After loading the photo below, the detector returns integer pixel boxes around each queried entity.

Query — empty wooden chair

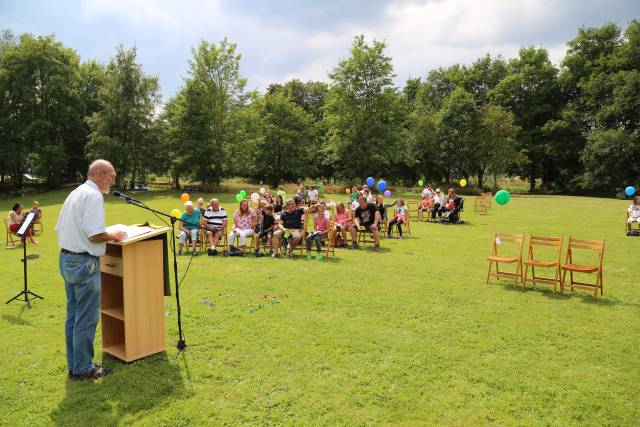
[523,236,563,293]
[474,196,487,214]
[561,237,605,301]
[486,232,525,287]
[481,192,493,208]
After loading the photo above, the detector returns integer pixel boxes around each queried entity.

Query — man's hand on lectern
[111,230,128,241]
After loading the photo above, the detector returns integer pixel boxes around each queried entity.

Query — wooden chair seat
[487,255,518,263]
[561,237,605,301]
[562,263,598,273]
[524,260,558,267]
[486,232,524,287]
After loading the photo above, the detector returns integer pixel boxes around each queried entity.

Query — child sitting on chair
[306,204,329,260]
[254,204,275,256]
[417,196,433,222]
[628,196,640,234]
[387,198,408,239]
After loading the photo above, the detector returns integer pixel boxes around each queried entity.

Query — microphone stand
[113,193,208,362]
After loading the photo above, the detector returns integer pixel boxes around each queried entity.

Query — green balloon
[235,193,243,202]
[495,190,510,206]
[418,179,424,186]
[239,189,247,197]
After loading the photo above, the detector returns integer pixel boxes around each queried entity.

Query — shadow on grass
[50,352,187,426]
[494,280,636,306]
[2,305,32,325]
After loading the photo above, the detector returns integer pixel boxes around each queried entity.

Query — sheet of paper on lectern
[105,224,152,240]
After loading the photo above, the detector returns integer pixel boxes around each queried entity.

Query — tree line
[0,20,638,195]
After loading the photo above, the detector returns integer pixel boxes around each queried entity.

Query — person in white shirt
[421,184,433,199]
[627,195,640,233]
[431,188,444,220]
[56,159,127,380]
[308,185,319,204]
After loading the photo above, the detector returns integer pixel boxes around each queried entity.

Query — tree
[476,104,521,189]
[86,45,160,189]
[183,38,246,185]
[491,46,561,192]
[323,35,405,180]
[250,92,315,187]
[0,33,83,189]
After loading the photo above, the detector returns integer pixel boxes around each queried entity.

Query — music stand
[6,212,43,308]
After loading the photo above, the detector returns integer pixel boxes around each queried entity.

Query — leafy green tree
[180,38,246,185]
[323,35,405,180]
[86,45,160,189]
[0,33,83,188]
[491,46,561,192]
[249,92,315,187]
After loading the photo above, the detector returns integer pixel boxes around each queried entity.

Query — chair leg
[486,262,493,284]
[560,269,567,295]
[522,264,529,291]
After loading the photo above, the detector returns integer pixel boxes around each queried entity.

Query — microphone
[112,191,141,203]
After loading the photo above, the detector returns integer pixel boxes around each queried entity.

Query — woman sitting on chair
[228,199,257,254]
[8,203,38,244]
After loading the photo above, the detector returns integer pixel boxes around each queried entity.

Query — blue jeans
[59,251,101,375]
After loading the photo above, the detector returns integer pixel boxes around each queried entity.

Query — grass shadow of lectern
[50,352,187,426]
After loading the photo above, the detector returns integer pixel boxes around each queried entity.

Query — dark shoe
[255,251,264,257]
[71,364,112,380]
[192,251,199,256]
[351,242,359,250]
[374,245,381,252]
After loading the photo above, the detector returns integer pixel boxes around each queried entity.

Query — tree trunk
[492,171,498,191]
[477,171,484,190]
[529,176,536,193]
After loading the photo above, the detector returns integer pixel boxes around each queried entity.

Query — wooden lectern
[100,226,171,362]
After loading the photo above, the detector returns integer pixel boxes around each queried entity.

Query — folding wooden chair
[626,210,640,235]
[482,193,493,208]
[561,237,605,301]
[5,217,19,247]
[33,212,43,235]
[486,232,525,287]
[523,236,563,293]
[356,226,376,246]
[305,217,336,257]
[390,215,411,237]
[474,196,487,214]
[407,200,420,221]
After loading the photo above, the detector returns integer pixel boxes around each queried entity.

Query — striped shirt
[55,180,107,257]
[202,207,227,230]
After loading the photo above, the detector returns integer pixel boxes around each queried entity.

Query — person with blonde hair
[178,200,201,255]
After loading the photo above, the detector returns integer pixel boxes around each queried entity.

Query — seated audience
[333,202,351,247]
[202,198,227,255]
[308,185,319,205]
[627,195,640,234]
[417,196,433,222]
[387,198,408,238]
[8,202,38,244]
[274,195,284,214]
[254,204,275,256]
[228,199,257,253]
[431,188,444,220]
[272,199,312,257]
[305,204,329,260]
[178,201,201,255]
[349,196,381,251]
[374,194,396,229]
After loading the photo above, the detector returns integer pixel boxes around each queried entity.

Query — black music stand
[6,212,43,308]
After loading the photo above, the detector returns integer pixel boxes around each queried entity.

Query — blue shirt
[181,209,201,230]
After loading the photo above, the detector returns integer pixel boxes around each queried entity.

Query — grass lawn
[0,190,638,426]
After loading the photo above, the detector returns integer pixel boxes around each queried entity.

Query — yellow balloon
[345,188,351,194]
[180,193,190,203]
[171,209,182,218]
[460,178,467,187]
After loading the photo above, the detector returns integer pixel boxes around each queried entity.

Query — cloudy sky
[1,0,638,99]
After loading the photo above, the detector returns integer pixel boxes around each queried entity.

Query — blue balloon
[625,186,636,197]
[377,180,387,191]
[366,176,375,187]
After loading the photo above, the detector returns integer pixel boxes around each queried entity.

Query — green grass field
[0,190,638,426]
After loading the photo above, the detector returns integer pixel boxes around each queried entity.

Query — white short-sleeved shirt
[309,189,319,201]
[55,180,107,256]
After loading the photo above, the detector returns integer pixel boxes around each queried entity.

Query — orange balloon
[180,193,190,203]
[345,188,351,194]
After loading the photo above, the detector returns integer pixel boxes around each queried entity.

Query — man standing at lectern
[56,159,127,380]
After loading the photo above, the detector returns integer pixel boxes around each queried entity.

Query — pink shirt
[314,215,328,232]
[234,210,255,230]
[335,211,349,226]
